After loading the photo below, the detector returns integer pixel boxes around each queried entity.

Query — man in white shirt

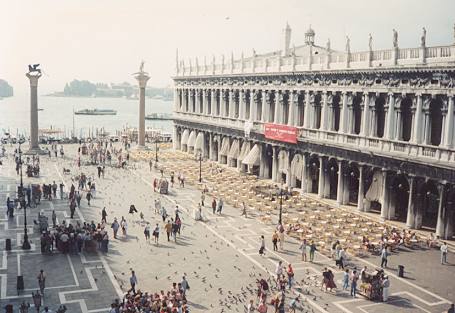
[440,242,448,265]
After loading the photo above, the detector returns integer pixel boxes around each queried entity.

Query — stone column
[301,154,308,194]
[249,91,256,121]
[26,72,45,154]
[286,151,292,186]
[336,160,344,205]
[303,91,311,128]
[318,156,325,198]
[412,94,423,144]
[361,93,370,137]
[261,90,268,122]
[339,92,348,134]
[274,91,281,124]
[288,91,295,126]
[272,146,278,182]
[133,70,150,149]
[394,95,403,141]
[227,90,233,118]
[211,90,216,116]
[444,95,454,148]
[406,176,416,228]
[259,144,265,178]
[380,169,389,220]
[385,93,395,140]
[239,90,245,120]
[436,183,447,238]
[202,89,207,115]
[172,125,178,150]
[357,165,364,211]
[321,91,329,131]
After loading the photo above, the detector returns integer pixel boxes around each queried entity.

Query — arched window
[352,95,362,134]
[332,94,341,131]
[375,96,386,138]
[401,97,412,142]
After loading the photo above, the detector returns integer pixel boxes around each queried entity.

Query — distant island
[47,79,173,101]
[0,79,13,98]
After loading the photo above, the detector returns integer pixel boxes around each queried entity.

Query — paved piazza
[0,144,454,312]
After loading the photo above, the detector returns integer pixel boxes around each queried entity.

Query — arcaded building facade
[172,25,455,239]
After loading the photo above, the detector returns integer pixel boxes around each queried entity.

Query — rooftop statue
[345,36,350,53]
[326,38,331,52]
[393,29,398,48]
[369,33,373,50]
[421,27,426,46]
[139,61,145,73]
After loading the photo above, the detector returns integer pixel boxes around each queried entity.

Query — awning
[238,141,250,162]
[291,154,304,179]
[228,139,240,159]
[219,138,230,156]
[366,170,383,203]
[181,129,189,146]
[187,131,196,147]
[194,132,204,153]
[278,150,289,173]
[242,144,260,166]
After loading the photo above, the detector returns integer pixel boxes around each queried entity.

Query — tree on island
[0,79,13,97]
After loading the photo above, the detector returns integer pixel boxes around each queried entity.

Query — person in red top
[286,264,294,289]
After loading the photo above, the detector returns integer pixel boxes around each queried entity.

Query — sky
[0,0,454,94]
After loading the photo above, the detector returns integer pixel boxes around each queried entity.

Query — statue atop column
[369,33,373,51]
[421,27,426,47]
[345,36,350,53]
[26,64,46,155]
[393,29,398,48]
[139,60,145,73]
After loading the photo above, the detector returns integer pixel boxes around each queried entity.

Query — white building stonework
[173,25,455,239]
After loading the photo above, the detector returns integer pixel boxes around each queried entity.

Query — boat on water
[145,113,172,120]
[74,109,117,116]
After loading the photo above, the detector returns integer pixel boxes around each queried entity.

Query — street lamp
[18,143,31,250]
[198,152,202,183]
[278,179,284,225]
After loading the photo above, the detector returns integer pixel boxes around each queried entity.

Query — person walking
[240,202,247,217]
[32,291,41,313]
[200,192,205,207]
[350,270,358,298]
[382,275,390,302]
[447,304,454,313]
[181,276,190,297]
[342,269,349,290]
[160,206,167,222]
[217,198,223,215]
[309,241,317,262]
[111,218,120,239]
[86,190,92,206]
[129,270,138,293]
[144,223,151,242]
[441,242,448,265]
[300,239,307,262]
[37,270,46,295]
[277,223,285,250]
[380,246,388,268]
[272,231,279,251]
[211,198,217,214]
[153,223,160,245]
[259,235,266,256]
[51,210,57,228]
[165,220,172,242]
[101,207,107,223]
[69,199,76,219]
[286,263,294,289]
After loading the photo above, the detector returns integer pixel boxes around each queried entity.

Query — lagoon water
[0,93,173,137]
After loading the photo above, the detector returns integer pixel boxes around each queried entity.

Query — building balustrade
[174,110,455,162]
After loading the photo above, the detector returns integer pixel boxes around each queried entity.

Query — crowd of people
[109,275,190,313]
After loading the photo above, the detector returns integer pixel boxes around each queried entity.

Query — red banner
[264,123,297,144]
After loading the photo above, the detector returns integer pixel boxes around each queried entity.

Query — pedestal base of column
[132,145,149,151]
[24,147,47,155]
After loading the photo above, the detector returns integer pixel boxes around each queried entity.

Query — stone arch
[290,153,304,188]
[332,93,341,131]
[308,154,320,194]
[429,98,443,146]
[401,97,413,142]
[346,162,360,204]
[327,158,339,200]
[391,173,410,222]
[419,180,439,229]
[352,94,362,134]
[277,149,289,183]
[375,95,386,138]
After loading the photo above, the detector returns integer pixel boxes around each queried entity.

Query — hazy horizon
[1,0,454,95]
